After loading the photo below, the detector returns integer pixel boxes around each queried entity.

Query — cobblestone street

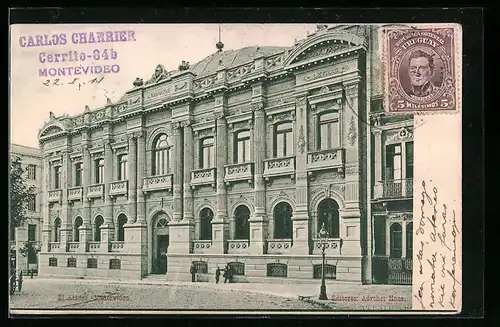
[10,278,411,312]
[9,278,327,311]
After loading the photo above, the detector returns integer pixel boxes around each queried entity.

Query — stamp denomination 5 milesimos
[383,24,462,114]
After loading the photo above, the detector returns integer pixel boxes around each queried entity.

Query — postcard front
[9,22,463,315]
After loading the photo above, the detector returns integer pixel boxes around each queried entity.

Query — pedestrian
[223,266,228,283]
[215,266,221,284]
[189,263,196,282]
[224,264,232,283]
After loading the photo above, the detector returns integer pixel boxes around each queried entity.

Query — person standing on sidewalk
[215,266,221,284]
[190,263,196,282]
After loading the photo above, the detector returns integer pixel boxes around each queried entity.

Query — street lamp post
[318,223,329,300]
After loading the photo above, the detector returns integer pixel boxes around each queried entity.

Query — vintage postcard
[9,22,462,315]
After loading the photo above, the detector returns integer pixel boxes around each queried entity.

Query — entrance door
[152,214,170,274]
[155,235,169,274]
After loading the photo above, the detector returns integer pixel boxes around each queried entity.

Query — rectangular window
[95,159,104,184]
[200,138,215,169]
[67,258,77,268]
[87,258,98,269]
[28,224,36,241]
[234,131,251,163]
[74,163,83,186]
[385,144,402,180]
[49,257,57,267]
[119,155,128,180]
[405,141,414,179]
[53,166,61,189]
[27,164,36,180]
[274,122,294,158]
[109,259,121,269]
[28,194,36,212]
[318,112,339,150]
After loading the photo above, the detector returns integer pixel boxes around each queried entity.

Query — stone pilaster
[80,143,92,243]
[100,139,114,251]
[41,156,51,252]
[183,122,194,222]
[172,123,183,221]
[59,150,71,244]
[248,103,267,254]
[373,128,383,198]
[127,133,138,224]
[292,94,310,254]
[212,111,229,254]
[136,132,146,224]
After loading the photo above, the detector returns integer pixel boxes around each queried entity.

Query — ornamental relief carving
[385,127,414,143]
[195,198,216,213]
[267,111,295,122]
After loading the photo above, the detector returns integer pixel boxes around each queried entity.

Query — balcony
[266,239,293,254]
[67,242,80,252]
[374,178,414,199]
[109,180,128,197]
[227,239,250,254]
[311,238,342,255]
[87,184,104,199]
[224,162,254,185]
[263,156,296,180]
[88,241,101,252]
[68,186,83,201]
[190,168,216,188]
[192,240,213,254]
[48,242,61,252]
[143,174,173,193]
[48,190,62,203]
[306,148,344,173]
[110,241,124,252]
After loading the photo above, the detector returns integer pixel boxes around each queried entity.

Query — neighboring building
[36,24,413,284]
[10,143,43,274]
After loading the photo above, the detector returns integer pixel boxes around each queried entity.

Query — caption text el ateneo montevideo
[18,30,136,78]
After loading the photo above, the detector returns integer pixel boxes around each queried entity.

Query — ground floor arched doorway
[152,212,170,274]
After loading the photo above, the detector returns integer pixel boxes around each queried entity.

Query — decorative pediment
[283,31,366,69]
[40,125,64,138]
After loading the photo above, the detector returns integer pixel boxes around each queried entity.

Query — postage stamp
[9,20,464,316]
[382,24,462,114]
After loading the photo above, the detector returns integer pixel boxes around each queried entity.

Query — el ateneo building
[37,25,414,285]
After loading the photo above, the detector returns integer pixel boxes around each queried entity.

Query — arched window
[273,202,293,239]
[118,154,128,180]
[94,216,104,242]
[406,222,413,258]
[117,214,127,242]
[200,137,215,169]
[152,134,173,176]
[199,208,214,240]
[73,217,83,242]
[317,199,340,238]
[234,205,250,240]
[95,158,104,184]
[234,130,251,163]
[390,223,403,258]
[274,122,294,158]
[318,111,339,150]
[156,217,169,228]
[53,218,61,242]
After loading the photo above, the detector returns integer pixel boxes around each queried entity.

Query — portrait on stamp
[385,26,459,112]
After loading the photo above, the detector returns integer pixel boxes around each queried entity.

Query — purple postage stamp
[383,24,462,114]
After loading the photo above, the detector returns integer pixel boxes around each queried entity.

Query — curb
[298,296,334,310]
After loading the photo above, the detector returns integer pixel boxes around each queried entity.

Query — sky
[10,24,319,148]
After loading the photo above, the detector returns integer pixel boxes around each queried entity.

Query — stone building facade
[37,24,413,284]
[10,144,43,274]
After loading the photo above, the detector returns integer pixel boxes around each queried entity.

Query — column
[385,221,391,257]
[100,140,115,251]
[41,157,51,252]
[212,114,229,253]
[401,141,407,197]
[401,221,407,259]
[59,150,71,244]
[373,129,383,198]
[292,95,310,254]
[127,135,137,224]
[248,105,267,254]
[136,133,146,224]
[183,123,194,222]
[172,124,183,221]
[80,144,92,243]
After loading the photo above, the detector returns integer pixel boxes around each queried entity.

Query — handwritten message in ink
[413,180,461,311]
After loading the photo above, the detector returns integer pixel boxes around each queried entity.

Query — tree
[10,156,36,237]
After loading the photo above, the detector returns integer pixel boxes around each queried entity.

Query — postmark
[383,24,462,114]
